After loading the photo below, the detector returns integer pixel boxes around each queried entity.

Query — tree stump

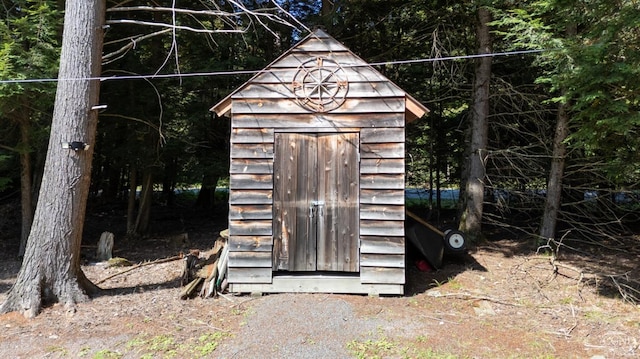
[96,232,114,261]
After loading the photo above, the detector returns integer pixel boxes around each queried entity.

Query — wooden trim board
[229,275,403,295]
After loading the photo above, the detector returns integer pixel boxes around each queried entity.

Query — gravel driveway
[214,293,386,359]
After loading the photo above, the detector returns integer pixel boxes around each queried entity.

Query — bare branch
[105,3,299,34]
[105,19,246,34]
[0,144,18,152]
[102,29,172,64]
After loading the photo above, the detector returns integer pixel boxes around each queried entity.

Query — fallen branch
[95,254,183,285]
[428,291,524,307]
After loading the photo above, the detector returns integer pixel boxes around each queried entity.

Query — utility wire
[0,49,546,85]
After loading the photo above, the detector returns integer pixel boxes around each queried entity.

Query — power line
[367,49,545,67]
[0,49,546,85]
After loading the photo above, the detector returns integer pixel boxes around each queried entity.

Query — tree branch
[95,255,183,285]
[0,144,18,153]
[105,19,246,34]
[103,29,173,64]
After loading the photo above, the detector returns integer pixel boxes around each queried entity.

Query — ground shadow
[404,247,487,296]
[92,276,184,299]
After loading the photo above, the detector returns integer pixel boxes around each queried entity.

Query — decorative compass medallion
[292,57,349,113]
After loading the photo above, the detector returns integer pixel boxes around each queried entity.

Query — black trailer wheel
[443,229,466,252]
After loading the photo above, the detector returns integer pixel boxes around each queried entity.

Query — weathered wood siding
[224,29,410,291]
[227,124,274,284]
[359,127,406,285]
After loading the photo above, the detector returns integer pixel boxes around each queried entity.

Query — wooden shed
[211,29,428,295]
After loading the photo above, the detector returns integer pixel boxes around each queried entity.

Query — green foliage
[565,3,640,183]
[492,0,640,185]
[0,0,60,99]
[0,0,60,197]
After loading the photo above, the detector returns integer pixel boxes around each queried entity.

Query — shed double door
[273,132,359,272]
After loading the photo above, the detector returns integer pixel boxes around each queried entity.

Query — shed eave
[405,94,429,123]
[211,96,232,117]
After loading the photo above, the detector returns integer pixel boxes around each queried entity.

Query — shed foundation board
[229,275,403,295]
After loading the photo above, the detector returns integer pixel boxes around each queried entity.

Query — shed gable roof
[211,29,428,122]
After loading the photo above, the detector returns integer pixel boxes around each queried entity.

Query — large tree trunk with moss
[1,0,106,318]
[459,7,492,242]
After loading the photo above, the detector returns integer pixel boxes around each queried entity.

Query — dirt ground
[1,207,639,358]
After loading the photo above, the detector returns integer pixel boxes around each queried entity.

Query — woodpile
[179,230,229,299]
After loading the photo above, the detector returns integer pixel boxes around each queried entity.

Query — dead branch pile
[180,230,229,299]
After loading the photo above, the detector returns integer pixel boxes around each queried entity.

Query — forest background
[0,0,639,311]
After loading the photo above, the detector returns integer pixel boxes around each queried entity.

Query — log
[180,277,203,299]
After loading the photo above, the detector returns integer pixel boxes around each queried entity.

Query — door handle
[310,201,325,218]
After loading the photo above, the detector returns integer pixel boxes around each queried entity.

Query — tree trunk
[321,0,333,16]
[539,24,576,241]
[133,171,154,236]
[126,166,137,236]
[459,7,492,242]
[17,113,34,258]
[1,0,106,318]
[539,103,569,240]
[162,157,177,207]
[195,173,219,210]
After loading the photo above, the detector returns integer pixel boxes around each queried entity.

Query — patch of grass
[409,347,460,359]
[125,331,227,358]
[447,278,463,290]
[348,332,464,359]
[78,346,91,357]
[126,336,147,349]
[430,277,462,290]
[193,332,227,357]
[126,334,176,357]
[559,297,574,305]
[347,337,396,359]
[303,337,317,345]
[146,334,176,352]
[92,350,122,359]
[45,346,68,356]
[584,309,611,322]
[231,307,254,326]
